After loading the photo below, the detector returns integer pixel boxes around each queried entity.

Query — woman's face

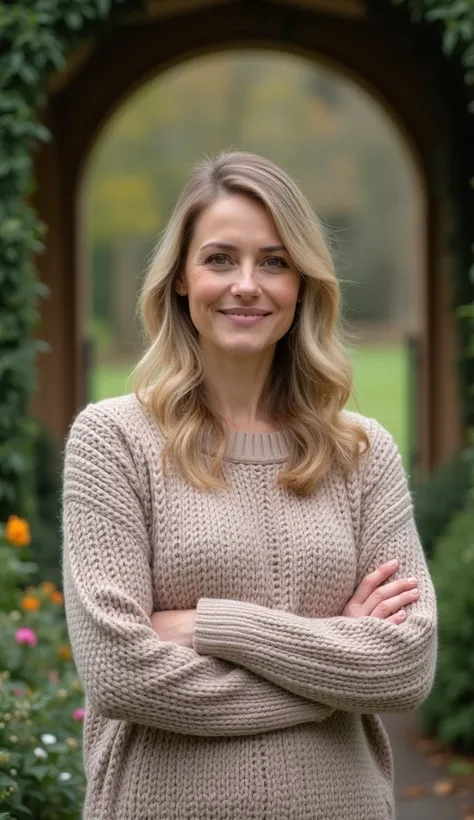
[177,194,301,359]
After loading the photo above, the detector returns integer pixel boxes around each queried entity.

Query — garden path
[385,713,474,819]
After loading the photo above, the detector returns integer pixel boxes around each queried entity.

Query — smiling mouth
[218,309,271,317]
[217,310,271,325]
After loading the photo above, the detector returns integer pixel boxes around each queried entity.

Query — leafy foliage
[405,0,474,86]
[29,424,63,589]
[395,2,474,424]
[419,501,474,751]
[414,449,473,558]
[0,517,85,819]
[0,0,143,523]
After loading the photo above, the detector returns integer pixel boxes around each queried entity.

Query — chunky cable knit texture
[62,393,437,820]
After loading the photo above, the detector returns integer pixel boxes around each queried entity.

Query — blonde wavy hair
[133,151,369,494]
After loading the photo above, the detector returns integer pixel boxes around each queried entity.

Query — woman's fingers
[386,609,407,625]
[364,576,418,617]
[369,587,419,619]
[349,559,399,606]
[343,560,420,622]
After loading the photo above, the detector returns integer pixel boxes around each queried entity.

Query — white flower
[33,747,48,759]
[40,733,57,746]
[59,772,72,782]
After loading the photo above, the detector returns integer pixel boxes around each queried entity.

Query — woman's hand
[150,560,418,646]
[343,559,419,624]
[150,609,197,648]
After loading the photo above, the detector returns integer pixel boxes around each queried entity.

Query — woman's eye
[207,254,230,266]
[264,256,288,269]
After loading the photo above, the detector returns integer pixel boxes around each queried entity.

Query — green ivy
[0,0,473,520]
[394,1,474,435]
[404,0,474,86]
[0,0,144,522]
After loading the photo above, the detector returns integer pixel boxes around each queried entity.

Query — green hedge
[30,423,63,588]
[420,500,474,750]
[414,449,473,558]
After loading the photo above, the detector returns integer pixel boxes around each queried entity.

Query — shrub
[419,502,474,751]
[0,517,85,819]
[413,449,472,559]
[30,424,62,588]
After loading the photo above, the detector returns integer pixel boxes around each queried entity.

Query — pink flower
[48,671,59,683]
[15,627,38,647]
[13,688,25,697]
[72,707,85,721]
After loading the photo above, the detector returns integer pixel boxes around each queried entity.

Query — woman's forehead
[190,194,282,249]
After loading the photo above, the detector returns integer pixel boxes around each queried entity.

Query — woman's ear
[175,276,188,296]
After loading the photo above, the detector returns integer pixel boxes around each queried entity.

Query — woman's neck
[201,346,278,432]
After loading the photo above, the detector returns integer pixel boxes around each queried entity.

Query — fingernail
[388,559,398,567]
[407,577,417,584]
[399,610,406,620]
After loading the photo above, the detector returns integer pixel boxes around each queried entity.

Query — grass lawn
[92,344,408,462]
[347,345,408,463]
[91,364,135,402]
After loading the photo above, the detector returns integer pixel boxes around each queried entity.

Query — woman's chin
[214,338,269,357]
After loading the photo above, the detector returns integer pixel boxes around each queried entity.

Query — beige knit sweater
[62,393,437,820]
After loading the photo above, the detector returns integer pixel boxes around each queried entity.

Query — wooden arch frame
[33,0,464,473]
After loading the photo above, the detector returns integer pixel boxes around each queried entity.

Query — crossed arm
[191,430,437,714]
[62,404,334,736]
[62,404,437,737]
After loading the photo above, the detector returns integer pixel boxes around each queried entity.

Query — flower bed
[0,517,85,819]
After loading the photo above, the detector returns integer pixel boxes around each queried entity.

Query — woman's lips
[217,311,270,326]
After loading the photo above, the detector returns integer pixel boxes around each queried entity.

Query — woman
[62,151,437,820]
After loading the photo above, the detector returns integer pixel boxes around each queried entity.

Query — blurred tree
[87,170,158,357]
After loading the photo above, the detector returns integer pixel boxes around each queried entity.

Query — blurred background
[82,50,424,466]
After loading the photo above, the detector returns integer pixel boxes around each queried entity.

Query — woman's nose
[230,265,261,297]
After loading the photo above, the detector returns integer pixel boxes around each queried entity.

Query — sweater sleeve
[193,420,438,714]
[62,403,335,736]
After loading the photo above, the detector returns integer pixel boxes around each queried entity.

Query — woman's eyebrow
[200,242,287,252]
[200,242,237,251]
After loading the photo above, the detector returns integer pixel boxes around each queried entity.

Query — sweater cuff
[193,597,260,657]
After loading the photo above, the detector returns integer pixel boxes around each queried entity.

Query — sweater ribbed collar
[222,429,291,464]
[133,393,291,464]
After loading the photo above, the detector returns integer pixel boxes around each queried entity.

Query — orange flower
[50,591,64,606]
[21,596,40,612]
[58,646,72,661]
[6,516,31,547]
[40,581,56,595]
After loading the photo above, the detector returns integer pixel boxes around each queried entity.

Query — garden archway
[32,0,470,475]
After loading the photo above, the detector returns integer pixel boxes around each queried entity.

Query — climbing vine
[0,0,143,521]
[396,1,474,437]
